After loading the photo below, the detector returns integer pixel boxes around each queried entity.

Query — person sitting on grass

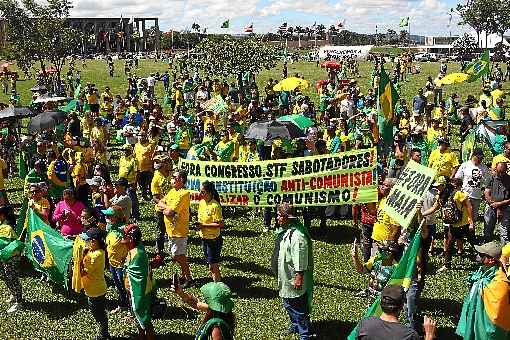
[355,285,437,340]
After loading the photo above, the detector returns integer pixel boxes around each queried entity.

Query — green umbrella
[277,114,314,130]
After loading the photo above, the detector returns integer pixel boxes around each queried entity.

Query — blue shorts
[202,236,223,264]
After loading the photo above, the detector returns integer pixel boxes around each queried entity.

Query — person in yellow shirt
[491,141,510,171]
[239,139,260,162]
[118,145,140,220]
[101,205,129,313]
[134,132,156,200]
[491,83,505,107]
[372,178,400,245]
[79,227,109,340]
[502,242,510,274]
[0,206,23,314]
[173,83,184,114]
[150,156,172,267]
[438,178,475,273]
[196,181,224,282]
[90,119,108,146]
[428,138,459,178]
[158,169,193,287]
[81,112,94,141]
[28,183,50,223]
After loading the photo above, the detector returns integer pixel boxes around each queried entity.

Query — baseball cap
[101,205,125,218]
[433,176,447,187]
[79,227,104,241]
[474,241,502,259]
[86,176,104,187]
[437,137,450,146]
[170,144,179,150]
[381,285,405,307]
[200,282,234,313]
[114,177,129,188]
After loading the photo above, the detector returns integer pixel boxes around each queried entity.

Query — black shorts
[202,236,223,264]
[448,225,469,240]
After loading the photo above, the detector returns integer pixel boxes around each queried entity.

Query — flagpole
[408,19,411,52]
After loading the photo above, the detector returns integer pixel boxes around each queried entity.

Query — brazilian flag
[23,209,73,288]
[456,266,510,339]
[347,228,422,339]
[221,20,229,29]
[378,64,399,121]
[465,50,490,83]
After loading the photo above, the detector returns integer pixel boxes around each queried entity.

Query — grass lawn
[0,58,502,339]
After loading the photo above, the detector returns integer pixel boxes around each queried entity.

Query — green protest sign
[382,160,436,228]
[179,148,378,207]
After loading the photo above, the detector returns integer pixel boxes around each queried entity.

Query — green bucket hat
[200,282,234,313]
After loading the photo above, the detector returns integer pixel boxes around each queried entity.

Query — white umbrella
[33,96,67,104]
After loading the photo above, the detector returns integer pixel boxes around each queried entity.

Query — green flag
[465,50,490,83]
[23,208,73,287]
[15,199,28,236]
[221,20,229,28]
[347,228,422,339]
[74,84,81,99]
[58,99,78,113]
[0,239,24,262]
[378,65,399,121]
[399,17,409,27]
[125,245,154,330]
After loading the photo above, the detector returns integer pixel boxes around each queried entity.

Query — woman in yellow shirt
[79,227,109,340]
[196,181,224,282]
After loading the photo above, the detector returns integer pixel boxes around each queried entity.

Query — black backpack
[442,192,463,225]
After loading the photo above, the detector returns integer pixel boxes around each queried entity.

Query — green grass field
[0,58,503,339]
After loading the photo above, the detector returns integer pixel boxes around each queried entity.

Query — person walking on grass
[79,228,110,340]
[158,169,194,288]
[274,203,314,339]
[196,181,224,282]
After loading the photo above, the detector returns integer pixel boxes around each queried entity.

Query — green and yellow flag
[125,245,154,330]
[465,50,490,83]
[347,228,422,339]
[23,208,73,287]
[378,65,399,121]
[456,266,510,339]
[399,17,409,27]
[221,20,229,29]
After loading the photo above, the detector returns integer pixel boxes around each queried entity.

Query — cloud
[69,0,465,36]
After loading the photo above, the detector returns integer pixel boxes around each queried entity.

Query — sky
[70,0,467,37]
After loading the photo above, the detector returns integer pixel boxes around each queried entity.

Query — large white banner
[319,45,373,60]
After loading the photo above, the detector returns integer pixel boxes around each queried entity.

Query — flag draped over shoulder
[347,228,422,339]
[125,245,154,329]
[23,208,73,287]
[378,65,399,121]
[71,236,86,293]
[465,50,490,83]
[456,266,510,340]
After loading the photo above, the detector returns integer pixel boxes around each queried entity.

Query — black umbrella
[245,120,305,141]
[0,107,35,120]
[27,111,66,133]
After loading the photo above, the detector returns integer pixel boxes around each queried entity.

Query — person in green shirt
[274,203,314,339]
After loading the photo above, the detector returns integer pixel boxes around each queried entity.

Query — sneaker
[6,295,15,304]
[150,254,164,269]
[7,302,20,314]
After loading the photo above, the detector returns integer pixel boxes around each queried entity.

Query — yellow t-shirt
[372,198,399,242]
[502,243,510,273]
[198,199,223,239]
[162,188,190,238]
[492,154,510,170]
[428,149,459,178]
[452,191,470,228]
[82,249,107,298]
[491,89,505,106]
[71,162,87,187]
[30,198,50,219]
[0,222,16,240]
[134,143,156,172]
[118,156,138,184]
[86,93,98,105]
[90,127,107,144]
[151,170,171,211]
[106,230,128,268]
[0,158,7,191]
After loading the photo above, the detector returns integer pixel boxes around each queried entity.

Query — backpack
[442,192,463,225]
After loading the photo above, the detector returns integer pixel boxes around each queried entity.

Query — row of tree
[457,0,510,47]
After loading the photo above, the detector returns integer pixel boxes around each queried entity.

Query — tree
[452,33,479,55]
[399,30,409,45]
[0,0,82,79]
[190,37,278,86]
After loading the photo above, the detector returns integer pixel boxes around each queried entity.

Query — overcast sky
[70,0,468,36]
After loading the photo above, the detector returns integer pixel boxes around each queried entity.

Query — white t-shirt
[147,76,156,87]
[454,160,490,199]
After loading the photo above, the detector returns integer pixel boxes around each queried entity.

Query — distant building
[424,36,458,46]
[68,17,160,53]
